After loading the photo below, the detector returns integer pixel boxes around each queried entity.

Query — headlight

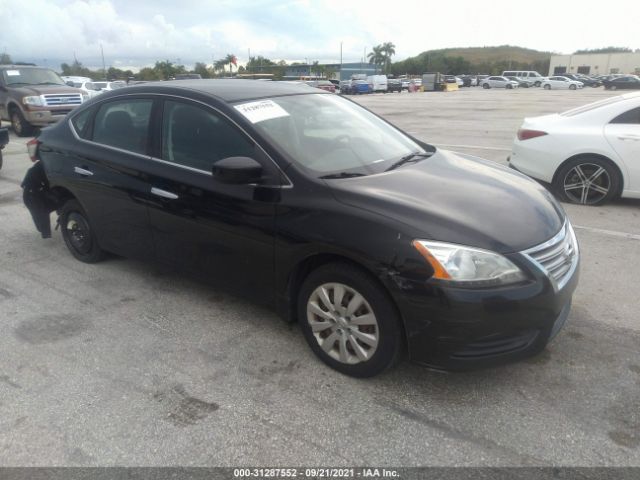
[22,96,44,107]
[412,240,527,287]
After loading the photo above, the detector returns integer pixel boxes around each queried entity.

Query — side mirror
[212,156,263,185]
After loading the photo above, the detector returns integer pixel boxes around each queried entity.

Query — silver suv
[0,65,87,136]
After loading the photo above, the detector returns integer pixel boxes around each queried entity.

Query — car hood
[9,85,82,96]
[327,149,565,253]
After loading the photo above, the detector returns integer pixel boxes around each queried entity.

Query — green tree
[381,42,396,73]
[213,58,228,75]
[367,45,385,73]
[225,54,237,74]
[192,62,211,78]
[137,67,161,81]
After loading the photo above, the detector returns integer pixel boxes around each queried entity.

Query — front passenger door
[146,99,282,304]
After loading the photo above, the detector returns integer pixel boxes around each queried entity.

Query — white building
[549,52,640,76]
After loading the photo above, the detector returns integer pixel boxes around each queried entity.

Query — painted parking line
[573,225,640,241]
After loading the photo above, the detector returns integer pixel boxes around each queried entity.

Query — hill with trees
[390,45,553,76]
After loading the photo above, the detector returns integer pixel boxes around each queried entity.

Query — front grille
[521,221,578,290]
[42,94,83,106]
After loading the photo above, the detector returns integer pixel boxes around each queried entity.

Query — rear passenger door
[65,97,156,260]
[605,106,640,192]
[145,99,282,304]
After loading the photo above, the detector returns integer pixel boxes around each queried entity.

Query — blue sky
[1,0,638,71]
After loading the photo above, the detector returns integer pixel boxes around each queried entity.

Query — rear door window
[611,107,640,125]
[91,99,153,155]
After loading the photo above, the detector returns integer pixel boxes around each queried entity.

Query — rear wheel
[553,157,620,206]
[60,199,105,263]
[10,108,34,137]
[298,263,404,377]
[535,81,542,87]
[610,85,617,91]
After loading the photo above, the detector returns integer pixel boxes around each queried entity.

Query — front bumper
[24,108,75,127]
[389,236,579,371]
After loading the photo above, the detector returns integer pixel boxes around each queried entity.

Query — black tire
[544,84,551,90]
[59,199,105,263]
[482,83,489,89]
[535,81,542,87]
[0,149,3,171]
[553,156,621,206]
[506,84,512,89]
[298,262,404,377]
[10,108,34,137]
[569,84,577,90]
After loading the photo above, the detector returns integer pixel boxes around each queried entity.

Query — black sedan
[603,75,640,90]
[23,80,579,377]
[387,78,402,93]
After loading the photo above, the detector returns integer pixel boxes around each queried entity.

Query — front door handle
[74,166,93,176]
[618,135,640,141]
[151,187,179,200]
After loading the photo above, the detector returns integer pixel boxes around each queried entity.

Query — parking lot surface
[1,87,639,466]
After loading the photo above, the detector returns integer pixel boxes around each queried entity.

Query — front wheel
[569,84,577,90]
[544,84,551,90]
[60,199,105,263]
[553,157,620,206]
[482,83,489,89]
[298,263,404,377]
[535,81,542,87]
[11,109,34,137]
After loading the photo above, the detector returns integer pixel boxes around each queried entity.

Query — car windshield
[2,68,66,86]
[243,94,429,177]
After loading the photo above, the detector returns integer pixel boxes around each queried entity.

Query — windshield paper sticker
[6,70,20,76]
[234,100,289,124]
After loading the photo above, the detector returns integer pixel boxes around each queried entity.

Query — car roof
[116,79,325,103]
[0,65,51,70]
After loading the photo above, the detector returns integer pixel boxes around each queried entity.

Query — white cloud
[0,0,638,70]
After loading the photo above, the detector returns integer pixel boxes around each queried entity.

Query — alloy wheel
[563,163,611,205]
[306,282,379,365]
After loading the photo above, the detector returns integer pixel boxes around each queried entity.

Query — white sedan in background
[509,92,640,205]
[72,81,103,98]
[542,76,584,90]
[481,76,519,89]
[93,81,126,91]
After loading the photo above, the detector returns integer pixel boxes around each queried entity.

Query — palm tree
[225,54,237,74]
[381,42,396,73]
[367,45,385,73]
[214,59,227,75]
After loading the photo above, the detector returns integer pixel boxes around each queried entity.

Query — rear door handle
[151,187,179,200]
[74,166,93,176]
